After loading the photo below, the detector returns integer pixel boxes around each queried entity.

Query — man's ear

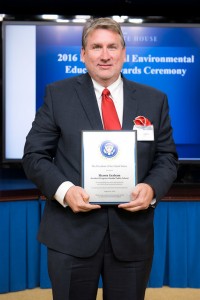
[81,48,85,63]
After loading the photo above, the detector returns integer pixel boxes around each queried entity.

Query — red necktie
[101,88,121,130]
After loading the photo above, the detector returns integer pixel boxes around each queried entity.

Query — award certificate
[81,131,137,204]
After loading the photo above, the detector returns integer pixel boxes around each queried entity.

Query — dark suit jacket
[22,73,178,261]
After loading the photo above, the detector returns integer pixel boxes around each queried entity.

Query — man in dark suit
[22,17,178,300]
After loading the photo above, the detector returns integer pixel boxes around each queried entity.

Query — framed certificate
[81,130,137,204]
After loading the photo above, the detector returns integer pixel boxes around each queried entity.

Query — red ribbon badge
[134,116,152,126]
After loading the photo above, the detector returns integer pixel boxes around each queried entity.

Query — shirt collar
[92,75,123,100]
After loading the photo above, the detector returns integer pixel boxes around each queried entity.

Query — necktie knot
[102,88,111,97]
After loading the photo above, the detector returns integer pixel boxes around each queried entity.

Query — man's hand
[118,183,155,212]
[64,186,101,213]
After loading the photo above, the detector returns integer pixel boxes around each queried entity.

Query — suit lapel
[122,79,138,130]
[76,74,103,130]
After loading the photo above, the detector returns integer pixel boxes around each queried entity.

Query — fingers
[118,183,154,212]
[65,186,101,213]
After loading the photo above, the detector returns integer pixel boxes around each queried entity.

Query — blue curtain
[149,201,200,288]
[1,200,200,293]
[0,200,40,292]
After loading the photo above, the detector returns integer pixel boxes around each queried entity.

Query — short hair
[82,17,126,49]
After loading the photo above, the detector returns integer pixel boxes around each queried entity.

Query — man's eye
[109,45,117,50]
[92,45,101,49]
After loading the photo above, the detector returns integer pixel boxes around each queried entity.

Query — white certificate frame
[81,130,137,204]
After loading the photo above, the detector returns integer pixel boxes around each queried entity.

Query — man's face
[81,28,126,87]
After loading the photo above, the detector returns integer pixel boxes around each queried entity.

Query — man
[22,17,178,300]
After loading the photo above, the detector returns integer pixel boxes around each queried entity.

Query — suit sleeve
[142,94,178,202]
[22,85,68,200]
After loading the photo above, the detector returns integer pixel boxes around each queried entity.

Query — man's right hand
[64,186,101,213]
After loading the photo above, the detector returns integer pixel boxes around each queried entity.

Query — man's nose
[101,48,110,59]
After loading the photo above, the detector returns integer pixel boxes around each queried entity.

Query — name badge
[133,125,154,141]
